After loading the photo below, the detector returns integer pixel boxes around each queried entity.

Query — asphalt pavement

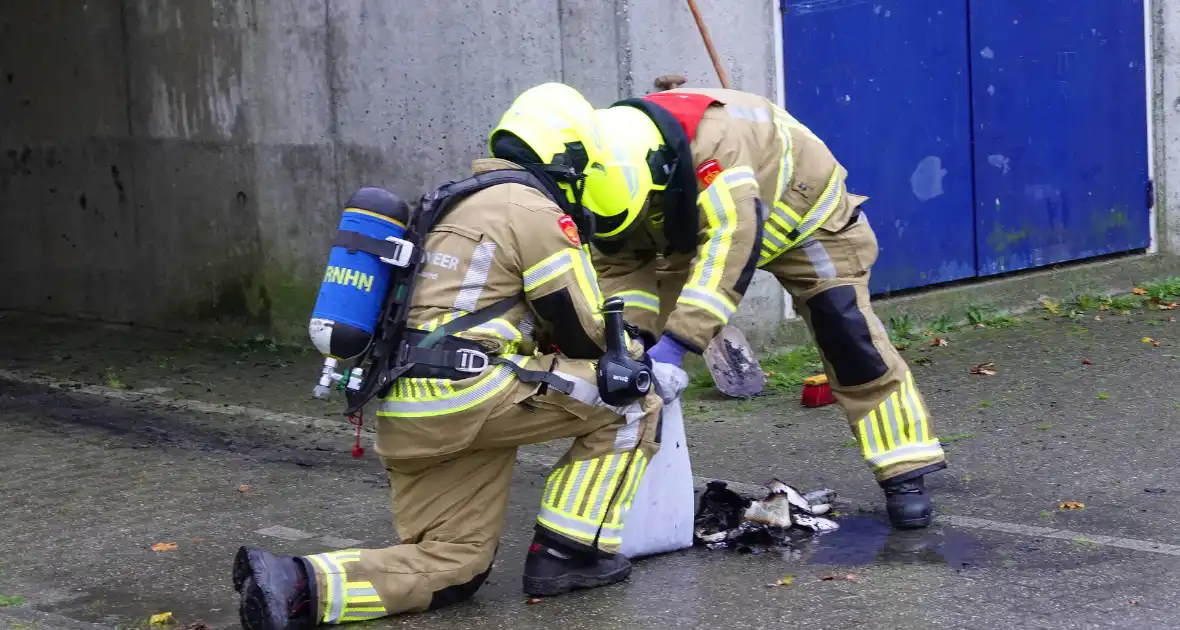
[2,307,1180,629]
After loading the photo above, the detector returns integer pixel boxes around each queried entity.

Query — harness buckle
[454,348,490,373]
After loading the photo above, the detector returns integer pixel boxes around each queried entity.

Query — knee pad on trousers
[805,285,888,387]
[427,547,497,610]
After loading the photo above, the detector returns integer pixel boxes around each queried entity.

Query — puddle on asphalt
[801,515,986,570]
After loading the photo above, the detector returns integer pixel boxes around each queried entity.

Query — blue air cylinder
[309,187,410,361]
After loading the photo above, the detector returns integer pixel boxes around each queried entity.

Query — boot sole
[233,547,287,630]
[523,562,633,598]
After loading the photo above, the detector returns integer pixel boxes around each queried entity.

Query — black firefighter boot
[233,546,318,630]
[522,532,632,597]
[881,475,935,529]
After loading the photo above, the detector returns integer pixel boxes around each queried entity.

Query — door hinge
[1147,178,1155,210]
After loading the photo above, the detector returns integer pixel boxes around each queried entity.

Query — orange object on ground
[800,374,836,408]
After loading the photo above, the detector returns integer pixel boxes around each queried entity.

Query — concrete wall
[1153,0,1180,256]
[0,0,780,341]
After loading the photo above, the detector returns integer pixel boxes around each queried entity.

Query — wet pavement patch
[801,515,986,570]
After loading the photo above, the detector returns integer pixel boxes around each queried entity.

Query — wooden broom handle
[686,0,731,89]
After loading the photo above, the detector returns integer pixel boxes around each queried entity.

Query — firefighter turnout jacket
[375,157,645,460]
[592,87,867,352]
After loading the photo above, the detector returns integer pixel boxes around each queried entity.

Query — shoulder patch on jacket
[696,159,723,188]
[557,215,581,246]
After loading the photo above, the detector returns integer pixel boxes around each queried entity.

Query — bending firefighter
[232,83,685,630]
[573,85,947,528]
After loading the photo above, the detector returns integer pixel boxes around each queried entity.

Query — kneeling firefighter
[232,83,687,630]
[572,85,948,529]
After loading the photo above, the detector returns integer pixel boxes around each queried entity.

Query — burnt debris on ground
[693,479,839,554]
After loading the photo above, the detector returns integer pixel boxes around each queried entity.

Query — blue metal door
[783,0,976,293]
[968,0,1151,275]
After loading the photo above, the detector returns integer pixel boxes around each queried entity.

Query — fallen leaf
[1142,337,1156,344]
[1094,315,1102,321]
[1059,501,1085,510]
[912,357,932,366]
[821,573,860,583]
[151,542,178,552]
[178,624,212,630]
[1099,304,1110,311]
[1082,358,1093,365]
[1133,287,1148,295]
[526,597,543,605]
[150,613,173,625]
[1154,341,1163,347]
[237,485,250,493]
[931,337,949,347]
[766,575,795,588]
[1144,488,1167,494]
[974,322,987,328]
[970,362,997,376]
[1041,298,1061,315]
[1159,303,1178,311]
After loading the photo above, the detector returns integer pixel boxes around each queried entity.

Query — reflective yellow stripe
[903,371,931,443]
[523,249,575,292]
[378,355,527,418]
[771,112,798,223]
[571,246,605,321]
[465,317,523,343]
[340,578,388,622]
[304,551,362,625]
[691,171,744,291]
[613,290,660,313]
[677,286,737,323]
[874,408,896,451]
[855,421,874,459]
[854,374,945,473]
[609,452,648,526]
[888,391,909,445]
[571,457,603,517]
[861,413,887,455]
[866,441,944,470]
[343,582,382,604]
[758,166,846,267]
[537,451,642,548]
[588,453,627,522]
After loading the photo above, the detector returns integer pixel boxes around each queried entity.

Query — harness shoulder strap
[415,295,521,349]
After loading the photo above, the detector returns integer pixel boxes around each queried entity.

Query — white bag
[618,396,695,558]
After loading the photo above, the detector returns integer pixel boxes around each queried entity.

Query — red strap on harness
[642,92,721,142]
[348,409,365,458]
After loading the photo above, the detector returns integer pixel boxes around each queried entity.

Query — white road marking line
[255,525,317,541]
[8,369,1180,559]
[940,515,1180,556]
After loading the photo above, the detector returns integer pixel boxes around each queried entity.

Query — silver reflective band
[679,286,736,320]
[866,442,944,468]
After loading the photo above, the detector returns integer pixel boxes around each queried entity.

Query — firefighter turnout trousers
[300,356,662,622]
[761,209,945,482]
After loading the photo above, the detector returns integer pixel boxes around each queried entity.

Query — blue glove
[647,335,690,367]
